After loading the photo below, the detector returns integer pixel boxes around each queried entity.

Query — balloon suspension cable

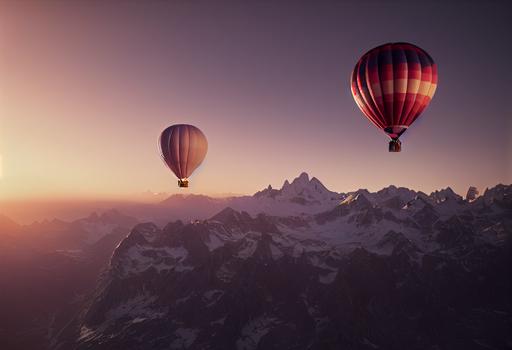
[178,178,189,188]
[388,139,402,152]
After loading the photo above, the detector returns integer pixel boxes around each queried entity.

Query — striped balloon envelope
[158,124,208,188]
[351,43,438,152]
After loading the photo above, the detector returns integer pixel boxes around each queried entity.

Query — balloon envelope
[159,124,208,184]
[351,42,437,148]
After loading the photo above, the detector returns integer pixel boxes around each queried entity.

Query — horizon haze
[0,171,507,224]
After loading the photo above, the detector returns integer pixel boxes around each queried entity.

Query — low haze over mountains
[0,173,510,349]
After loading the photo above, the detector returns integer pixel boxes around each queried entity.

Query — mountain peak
[253,172,342,209]
[210,207,252,224]
[466,186,479,202]
[297,172,309,181]
[481,183,512,204]
[377,185,398,195]
[125,222,160,244]
[430,187,463,203]
[290,172,310,186]
[211,207,238,220]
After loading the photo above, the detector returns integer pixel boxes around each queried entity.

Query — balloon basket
[389,139,402,152]
[178,179,189,188]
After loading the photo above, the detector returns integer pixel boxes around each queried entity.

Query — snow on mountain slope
[254,172,341,203]
[231,172,345,217]
[144,173,346,224]
[151,173,494,222]
[53,177,512,350]
[87,179,510,279]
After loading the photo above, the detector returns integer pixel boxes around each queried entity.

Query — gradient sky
[0,0,511,201]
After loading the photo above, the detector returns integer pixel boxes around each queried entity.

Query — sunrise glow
[0,1,510,202]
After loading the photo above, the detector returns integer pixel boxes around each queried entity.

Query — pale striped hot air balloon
[351,43,438,152]
[158,124,208,187]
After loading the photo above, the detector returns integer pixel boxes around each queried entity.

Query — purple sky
[0,0,511,200]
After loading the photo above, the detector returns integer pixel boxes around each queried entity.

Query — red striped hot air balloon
[351,43,438,152]
[158,124,208,188]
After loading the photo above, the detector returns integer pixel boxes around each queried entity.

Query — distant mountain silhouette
[0,210,139,350]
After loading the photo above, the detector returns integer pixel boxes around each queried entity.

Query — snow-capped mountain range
[134,172,344,224]
[148,172,496,222]
[55,173,511,350]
